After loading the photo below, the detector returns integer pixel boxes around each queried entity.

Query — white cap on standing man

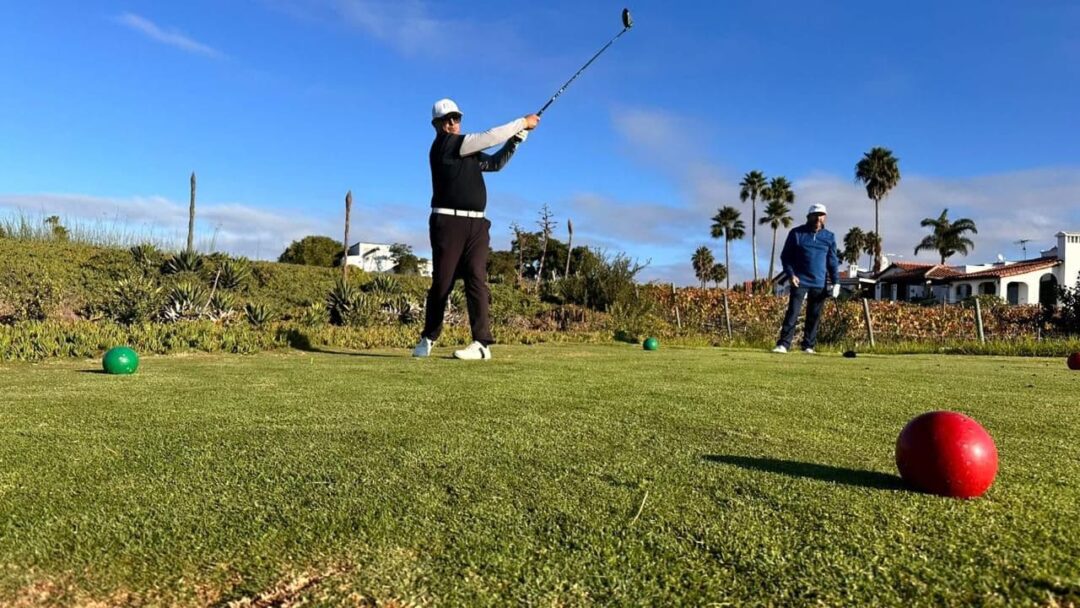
[431,98,462,122]
[808,203,827,215]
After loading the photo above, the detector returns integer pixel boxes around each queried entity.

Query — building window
[1006,282,1026,305]
[1040,274,1059,307]
[979,282,996,296]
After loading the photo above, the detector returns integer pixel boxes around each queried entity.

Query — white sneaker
[412,337,434,358]
[803,348,817,354]
[771,345,788,354]
[453,341,491,360]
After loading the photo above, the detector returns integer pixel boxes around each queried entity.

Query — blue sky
[2,0,1079,283]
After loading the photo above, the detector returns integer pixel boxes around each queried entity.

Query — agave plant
[129,243,164,274]
[163,250,204,275]
[205,291,236,322]
[382,295,422,325]
[104,274,162,324]
[324,276,371,326]
[244,302,273,326]
[160,280,207,321]
[442,287,467,325]
[364,274,402,295]
[217,257,251,290]
[299,302,328,326]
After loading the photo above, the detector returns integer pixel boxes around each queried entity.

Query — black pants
[421,213,493,345]
[776,286,828,350]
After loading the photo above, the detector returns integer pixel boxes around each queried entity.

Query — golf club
[537,8,633,116]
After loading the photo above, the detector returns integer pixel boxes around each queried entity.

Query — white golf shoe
[771,345,788,354]
[412,337,434,358]
[453,341,491,360]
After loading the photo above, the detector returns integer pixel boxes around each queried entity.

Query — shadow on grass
[77,369,108,374]
[302,348,404,359]
[703,454,905,491]
[283,329,403,358]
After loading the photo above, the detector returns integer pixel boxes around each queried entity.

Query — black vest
[430,132,486,212]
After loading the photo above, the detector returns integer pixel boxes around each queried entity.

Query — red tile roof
[877,257,1060,282]
[954,257,1060,280]
[878,263,964,283]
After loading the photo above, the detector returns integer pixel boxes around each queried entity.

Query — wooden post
[342,191,352,282]
[974,298,986,344]
[671,283,682,330]
[861,298,875,348]
[187,172,196,254]
[565,218,573,279]
[723,291,733,339]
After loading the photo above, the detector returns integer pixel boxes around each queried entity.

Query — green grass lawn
[1,344,1078,606]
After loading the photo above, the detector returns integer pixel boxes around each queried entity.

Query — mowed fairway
[1,345,1078,606]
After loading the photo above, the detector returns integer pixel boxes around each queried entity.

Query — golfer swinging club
[412,99,540,360]
[773,203,840,354]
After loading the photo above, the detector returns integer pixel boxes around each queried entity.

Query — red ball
[1068,352,1080,370]
[895,411,998,499]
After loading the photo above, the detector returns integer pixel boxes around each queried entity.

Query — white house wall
[948,271,1056,305]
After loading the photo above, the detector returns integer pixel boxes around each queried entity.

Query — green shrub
[553,250,646,312]
[0,270,63,323]
[98,274,162,325]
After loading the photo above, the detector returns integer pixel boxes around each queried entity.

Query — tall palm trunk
[187,172,196,254]
[768,227,778,281]
[536,234,548,291]
[724,237,731,290]
[750,196,758,282]
[874,197,881,271]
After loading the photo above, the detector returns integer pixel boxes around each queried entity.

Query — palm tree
[914,208,978,264]
[842,227,866,266]
[709,263,728,288]
[710,206,745,290]
[759,199,793,282]
[863,231,882,270]
[739,170,768,283]
[763,177,795,215]
[855,147,901,271]
[691,246,715,288]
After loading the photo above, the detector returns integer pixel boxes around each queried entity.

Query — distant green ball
[643,337,659,351]
[102,346,139,375]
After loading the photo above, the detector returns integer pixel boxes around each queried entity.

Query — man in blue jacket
[773,203,840,354]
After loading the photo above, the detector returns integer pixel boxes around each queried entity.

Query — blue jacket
[780,224,840,289]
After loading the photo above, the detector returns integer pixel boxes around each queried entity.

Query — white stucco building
[343,242,433,277]
[875,231,1079,305]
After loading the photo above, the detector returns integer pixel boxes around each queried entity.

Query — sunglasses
[442,114,462,125]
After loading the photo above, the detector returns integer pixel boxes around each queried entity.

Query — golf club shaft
[538,27,629,116]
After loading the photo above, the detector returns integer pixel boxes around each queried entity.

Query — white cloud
[606,106,1080,284]
[0,193,431,261]
[115,13,224,59]
[797,169,1080,266]
[266,0,522,60]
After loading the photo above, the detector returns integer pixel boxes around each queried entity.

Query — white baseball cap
[808,203,828,215]
[431,98,462,121]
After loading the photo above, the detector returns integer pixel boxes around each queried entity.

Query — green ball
[643,337,659,351]
[102,346,139,375]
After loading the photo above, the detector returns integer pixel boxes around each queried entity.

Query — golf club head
[622,8,633,29]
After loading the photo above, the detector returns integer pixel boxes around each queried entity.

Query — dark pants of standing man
[421,214,494,345]
[777,286,828,350]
